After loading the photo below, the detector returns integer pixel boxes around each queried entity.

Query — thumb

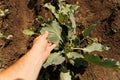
[42,31,49,39]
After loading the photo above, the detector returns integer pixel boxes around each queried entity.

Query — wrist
[27,49,45,64]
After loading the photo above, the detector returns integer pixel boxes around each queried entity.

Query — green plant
[23,0,120,79]
[0,33,13,40]
[0,9,9,17]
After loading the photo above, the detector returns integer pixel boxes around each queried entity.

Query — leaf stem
[72,47,82,50]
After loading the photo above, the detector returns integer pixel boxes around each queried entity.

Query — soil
[0,0,120,80]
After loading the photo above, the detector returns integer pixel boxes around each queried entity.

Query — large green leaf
[43,52,65,68]
[83,53,120,71]
[40,20,62,44]
[81,43,110,53]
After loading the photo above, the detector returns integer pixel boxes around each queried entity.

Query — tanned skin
[0,31,56,80]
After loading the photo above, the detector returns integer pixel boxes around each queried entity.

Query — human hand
[30,31,56,62]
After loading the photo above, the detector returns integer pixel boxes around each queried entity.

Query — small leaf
[73,37,80,47]
[6,35,13,40]
[36,16,43,23]
[60,67,72,80]
[81,43,110,53]
[40,20,62,44]
[43,52,65,68]
[0,9,9,17]
[0,33,13,40]
[58,13,68,23]
[83,53,120,71]
[22,29,35,36]
[66,52,83,59]
[0,33,5,38]
[60,71,72,80]
[81,23,99,42]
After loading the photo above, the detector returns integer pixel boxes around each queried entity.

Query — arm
[0,31,56,80]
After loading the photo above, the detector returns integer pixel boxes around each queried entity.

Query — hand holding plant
[23,0,120,79]
[31,31,57,62]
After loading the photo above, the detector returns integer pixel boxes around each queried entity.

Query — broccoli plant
[23,0,120,79]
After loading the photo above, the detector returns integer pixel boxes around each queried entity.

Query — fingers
[42,31,49,39]
[49,44,57,51]
[34,31,48,43]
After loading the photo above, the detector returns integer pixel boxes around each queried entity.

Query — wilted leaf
[23,29,35,36]
[83,53,120,70]
[43,52,65,68]
[81,43,110,53]
[40,20,62,44]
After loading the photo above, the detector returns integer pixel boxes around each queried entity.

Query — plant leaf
[0,33,5,38]
[83,53,120,71]
[66,52,83,59]
[36,16,43,23]
[81,43,110,53]
[68,28,75,40]
[44,3,58,18]
[66,52,87,67]
[6,35,13,40]
[60,70,72,80]
[44,1,79,28]
[40,20,62,44]
[43,52,65,68]
[81,23,99,42]
[0,9,9,17]
[22,29,35,36]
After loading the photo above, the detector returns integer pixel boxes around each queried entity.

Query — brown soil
[0,0,120,80]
